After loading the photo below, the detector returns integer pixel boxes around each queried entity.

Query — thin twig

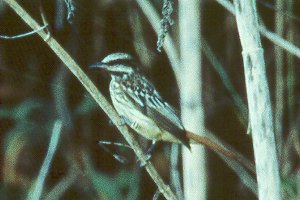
[202,39,248,126]
[286,0,296,129]
[3,1,178,199]
[0,24,48,39]
[39,0,51,40]
[274,0,285,157]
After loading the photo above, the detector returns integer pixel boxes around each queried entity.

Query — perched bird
[90,52,190,150]
[89,53,257,173]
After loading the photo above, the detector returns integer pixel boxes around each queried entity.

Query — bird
[89,53,257,173]
[90,52,191,150]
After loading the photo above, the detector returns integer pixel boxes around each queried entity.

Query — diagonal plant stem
[3,0,178,199]
[26,120,63,200]
[202,39,248,126]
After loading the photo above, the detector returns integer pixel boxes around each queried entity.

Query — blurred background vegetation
[0,0,300,199]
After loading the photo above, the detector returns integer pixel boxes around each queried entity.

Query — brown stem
[186,131,256,174]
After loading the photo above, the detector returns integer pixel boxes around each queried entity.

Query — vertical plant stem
[274,0,285,156]
[170,144,184,200]
[286,0,295,129]
[179,1,207,199]
[136,1,256,196]
[233,1,281,199]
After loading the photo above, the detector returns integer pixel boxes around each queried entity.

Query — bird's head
[90,52,137,75]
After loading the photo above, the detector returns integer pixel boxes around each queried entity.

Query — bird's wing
[122,76,190,148]
[121,86,147,114]
[144,91,190,148]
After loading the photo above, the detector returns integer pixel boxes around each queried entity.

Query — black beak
[89,62,107,69]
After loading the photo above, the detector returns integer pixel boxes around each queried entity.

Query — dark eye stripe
[106,59,136,67]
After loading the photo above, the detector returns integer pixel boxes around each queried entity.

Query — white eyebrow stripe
[101,53,133,63]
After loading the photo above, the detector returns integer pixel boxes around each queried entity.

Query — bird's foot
[138,154,152,167]
[138,141,157,167]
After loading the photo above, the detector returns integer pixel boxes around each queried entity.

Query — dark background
[0,0,300,199]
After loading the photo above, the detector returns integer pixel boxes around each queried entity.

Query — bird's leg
[108,116,156,167]
[146,140,157,155]
[139,140,157,167]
